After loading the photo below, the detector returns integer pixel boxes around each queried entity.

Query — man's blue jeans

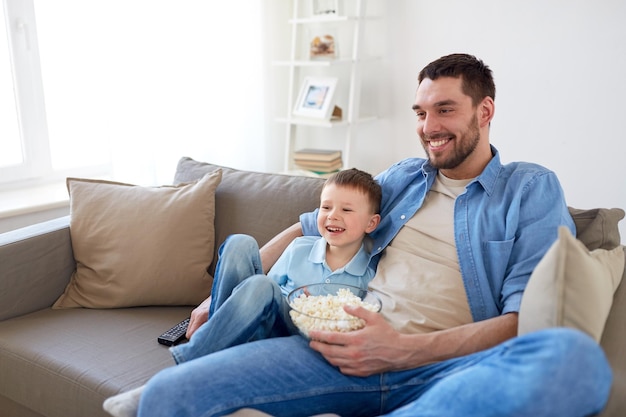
[140,328,611,416]
[170,234,297,364]
[142,235,612,417]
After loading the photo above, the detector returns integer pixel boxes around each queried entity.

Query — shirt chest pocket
[481,239,515,283]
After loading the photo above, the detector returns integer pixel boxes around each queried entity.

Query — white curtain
[35,0,266,185]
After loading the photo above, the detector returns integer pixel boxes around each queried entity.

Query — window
[2,0,264,190]
[1,1,34,179]
[0,3,24,167]
[34,0,112,172]
[0,5,21,168]
[1,0,110,185]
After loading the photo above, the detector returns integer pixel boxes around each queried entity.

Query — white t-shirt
[369,172,474,334]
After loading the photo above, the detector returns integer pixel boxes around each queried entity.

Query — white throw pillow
[518,226,625,342]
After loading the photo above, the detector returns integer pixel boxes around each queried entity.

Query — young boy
[170,167,382,363]
[103,168,381,417]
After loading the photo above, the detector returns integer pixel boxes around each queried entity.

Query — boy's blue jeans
[170,234,297,364]
[143,235,612,417]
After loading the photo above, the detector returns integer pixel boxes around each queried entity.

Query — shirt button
[400,214,406,220]
[325,278,331,283]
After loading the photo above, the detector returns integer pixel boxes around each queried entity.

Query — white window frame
[1,0,110,187]
[2,0,51,184]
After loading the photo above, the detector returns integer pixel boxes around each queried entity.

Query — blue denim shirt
[300,147,575,322]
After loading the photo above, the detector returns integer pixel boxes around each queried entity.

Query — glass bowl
[287,283,382,338]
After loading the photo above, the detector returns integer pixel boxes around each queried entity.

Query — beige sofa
[0,157,624,417]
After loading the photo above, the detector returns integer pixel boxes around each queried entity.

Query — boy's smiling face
[317,183,379,249]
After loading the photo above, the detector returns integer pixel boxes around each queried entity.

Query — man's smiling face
[412,76,492,179]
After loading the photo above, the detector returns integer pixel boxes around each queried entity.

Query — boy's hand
[186,296,212,339]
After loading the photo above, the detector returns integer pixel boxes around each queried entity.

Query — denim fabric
[171,233,375,363]
[141,149,610,417]
[301,147,575,322]
[140,328,611,417]
[171,234,298,364]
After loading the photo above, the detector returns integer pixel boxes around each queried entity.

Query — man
[138,54,611,417]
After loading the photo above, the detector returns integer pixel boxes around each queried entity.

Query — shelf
[281,169,340,179]
[288,15,379,25]
[288,15,352,24]
[276,0,378,172]
[275,115,377,127]
[276,117,347,128]
[272,56,380,67]
[272,58,352,67]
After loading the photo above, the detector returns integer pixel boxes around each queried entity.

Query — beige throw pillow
[53,170,222,309]
[518,226,625,342]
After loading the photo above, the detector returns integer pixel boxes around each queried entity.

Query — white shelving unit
[273,0,378,173]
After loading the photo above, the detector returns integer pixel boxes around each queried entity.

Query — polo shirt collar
[309,237,371,276]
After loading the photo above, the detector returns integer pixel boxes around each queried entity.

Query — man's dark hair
[324,168,382,214]
[418,53,496,106]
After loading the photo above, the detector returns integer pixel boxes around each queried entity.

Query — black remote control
[157,318,190,346]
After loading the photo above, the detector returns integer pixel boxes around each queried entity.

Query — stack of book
[293,148,342,175]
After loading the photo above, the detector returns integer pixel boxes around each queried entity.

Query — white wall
[4,1,626,242]
[266,0,626,242]
[381,0,626,242]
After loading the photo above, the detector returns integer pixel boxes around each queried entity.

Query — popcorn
[289,288,379,337]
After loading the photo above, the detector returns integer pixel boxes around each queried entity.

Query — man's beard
[421,114,480,170]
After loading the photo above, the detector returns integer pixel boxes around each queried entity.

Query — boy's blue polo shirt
[300,146,575,322]
[269,235,375,297]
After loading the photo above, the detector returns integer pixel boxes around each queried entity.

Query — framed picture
[292,77,338,120]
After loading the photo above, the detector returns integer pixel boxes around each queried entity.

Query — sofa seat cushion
[0,306,190,417]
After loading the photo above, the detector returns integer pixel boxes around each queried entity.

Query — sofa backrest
[173,157,325,275]
[174,157,626,275]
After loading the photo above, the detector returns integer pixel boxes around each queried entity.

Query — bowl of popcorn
[287,283,382,338]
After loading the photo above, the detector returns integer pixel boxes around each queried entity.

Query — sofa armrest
[0,216,75,321]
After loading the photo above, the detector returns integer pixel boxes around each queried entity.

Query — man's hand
[186,296,212,339]
[308,307,519,378]
[308,305,414,377]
